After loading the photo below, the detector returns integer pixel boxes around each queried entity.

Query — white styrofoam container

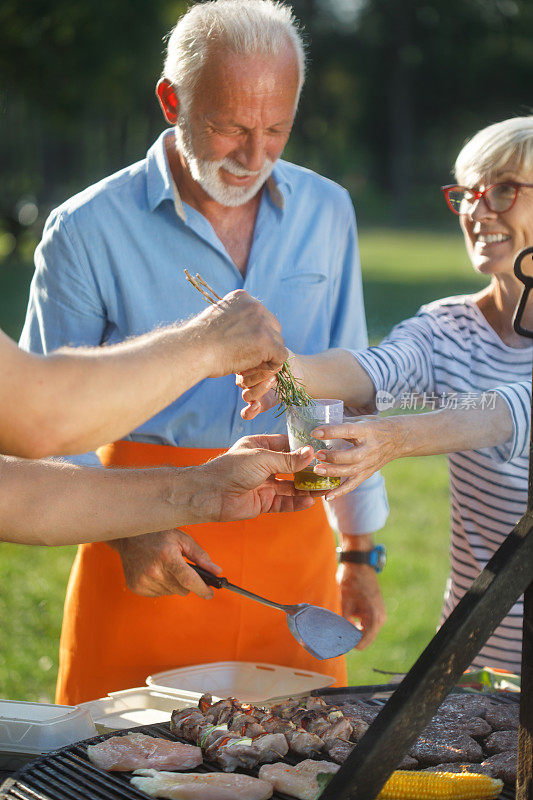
[147,661,335,703]
[79,687,217,734]
[0,700,97,771]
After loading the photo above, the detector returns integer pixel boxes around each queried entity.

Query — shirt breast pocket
[281,266,328,286]
[276,265,330,350]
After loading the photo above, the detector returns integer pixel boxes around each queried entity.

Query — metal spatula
[191,564,362,659]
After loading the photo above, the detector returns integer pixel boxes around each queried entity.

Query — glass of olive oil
[286,399,344,491]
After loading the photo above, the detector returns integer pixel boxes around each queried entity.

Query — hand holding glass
[287,399,344,490]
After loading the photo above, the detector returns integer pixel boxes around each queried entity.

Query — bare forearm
[297,349,376,408]
[39,325,210,452]
[8,289,288,458]
[0,456,211,546]
[4,323,210,457]
[339,532,375,551]
[390,393,514,458]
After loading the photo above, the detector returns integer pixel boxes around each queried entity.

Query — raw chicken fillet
[259,759,339,800]
[87,732,202,772]
[131,768,273,799]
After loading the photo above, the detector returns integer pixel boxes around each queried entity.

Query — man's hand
[111,437,316,599]
[337,561,386,649]
[109,529,223,598]
[194,290,289,378]
[186,434,317,523]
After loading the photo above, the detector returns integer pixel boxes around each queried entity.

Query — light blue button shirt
[20,129,388,534]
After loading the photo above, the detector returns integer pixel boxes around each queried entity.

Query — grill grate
[0,722,298,800]
[0,693,519,800]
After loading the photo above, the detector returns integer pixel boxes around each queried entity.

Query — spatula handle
[189,564,290,612]
[189,563,228,590]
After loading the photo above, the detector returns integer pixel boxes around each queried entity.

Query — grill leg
[517,581,533,800]
[513,250,533,800]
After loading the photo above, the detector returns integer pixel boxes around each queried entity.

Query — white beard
[175,114,275,207]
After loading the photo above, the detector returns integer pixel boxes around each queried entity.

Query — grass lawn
[346,455,451,685]
[0,227,488,700]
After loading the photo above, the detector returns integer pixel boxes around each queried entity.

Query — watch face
[373,545,386,573]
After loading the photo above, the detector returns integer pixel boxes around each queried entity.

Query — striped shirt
[351,295,532,674]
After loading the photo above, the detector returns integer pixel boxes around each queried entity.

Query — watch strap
[338,550,374,564]
[338,544,386,573]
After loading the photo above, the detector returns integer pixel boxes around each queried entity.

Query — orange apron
[56,441,347,705]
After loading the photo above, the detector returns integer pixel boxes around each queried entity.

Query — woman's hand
[312,397,514,501]
[237,370,279,420]
[237,351,303,420]
[237,349,377,421]
[311,416,407,500]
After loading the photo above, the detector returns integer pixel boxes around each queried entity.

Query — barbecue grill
[1,247,532,800]
[0,691,520,800]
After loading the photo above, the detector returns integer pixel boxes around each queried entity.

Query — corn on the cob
[376,769,504,800]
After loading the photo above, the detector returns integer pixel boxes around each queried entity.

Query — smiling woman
[446,119,533,290]
[454,173,533,303]
[239,115,533,675]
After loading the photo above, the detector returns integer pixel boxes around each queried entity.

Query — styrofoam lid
[147,661,334,703]
[0,700,74,722]
[79,687,216,732]
[0,700,96,753]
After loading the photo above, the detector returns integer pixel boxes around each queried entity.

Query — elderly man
[21,0,388,704]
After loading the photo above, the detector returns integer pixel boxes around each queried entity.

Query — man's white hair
[162,0,306,112]
[455,116,533,186]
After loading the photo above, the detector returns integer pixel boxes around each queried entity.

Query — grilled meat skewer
[170,708,288,772]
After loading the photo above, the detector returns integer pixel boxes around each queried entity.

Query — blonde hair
[455,116,533,186]
[163,0,306,112]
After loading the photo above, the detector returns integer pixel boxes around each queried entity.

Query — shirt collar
[266,174,285,209]
[146,129,292,219]
[145,130,177,212]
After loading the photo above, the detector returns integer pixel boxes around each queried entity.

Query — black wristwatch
[337,544,386,573]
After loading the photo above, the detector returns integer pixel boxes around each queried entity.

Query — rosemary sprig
[184,269,314,416]
[273,360,314,417]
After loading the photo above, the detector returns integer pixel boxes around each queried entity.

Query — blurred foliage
[0,0,187,233]
[288,0,533,222]
[0,0,532,244]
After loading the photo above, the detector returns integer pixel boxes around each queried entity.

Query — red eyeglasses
[441,181,533,215]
